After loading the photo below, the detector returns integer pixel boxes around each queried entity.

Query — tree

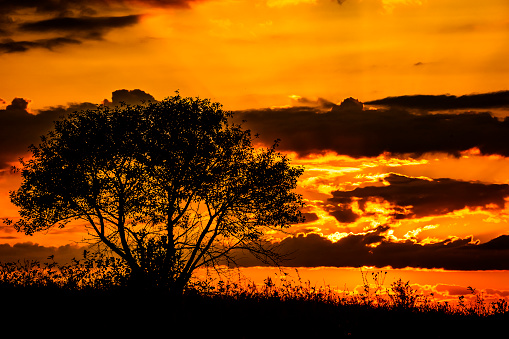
[8,93,304,294]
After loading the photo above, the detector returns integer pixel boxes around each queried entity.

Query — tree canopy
[9,93,304,293]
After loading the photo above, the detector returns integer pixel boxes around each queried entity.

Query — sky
[1,0,509,301]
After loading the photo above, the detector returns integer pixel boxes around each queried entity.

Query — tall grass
[187,267,509,317]
[0,251,131,291]
[1,254,508,318]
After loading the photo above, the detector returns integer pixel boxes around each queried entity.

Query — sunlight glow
[326,232,350,243]
[362,154,430,168]
[266,0,317,7]
[460,147,482,157]
[380,0,424,14]
[403,225,439,241]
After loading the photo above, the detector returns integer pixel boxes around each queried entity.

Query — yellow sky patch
[266,0,317,7]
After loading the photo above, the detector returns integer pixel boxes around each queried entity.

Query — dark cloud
[0,98,96,169]
[6,98,30,111]
[365,91,509,111]
[0,0,203,53]
[0,37,81,53]
[19,14,140,40]
[5,227,508,271]
[0,0,200,15]
[0,242,87,264]
[0,14,14,36]
[234,231,509,270]
[235,94,509,158]
[300,212,319,224]
[107,89,156,106]
[291,96,337,110]
[1,14,138,53]
[0,1,96,15]
[337,97,363,111]
[123,0,204,7]
[485,288,509,298]
[0,89,155,170]
[0,39,35,53]
[327,174,509,222]
[328,205,360,223]
[435,284,472,296]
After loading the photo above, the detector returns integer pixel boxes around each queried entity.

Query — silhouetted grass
[1,256,508,338]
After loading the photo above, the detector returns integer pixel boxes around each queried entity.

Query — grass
[1,256,508,338]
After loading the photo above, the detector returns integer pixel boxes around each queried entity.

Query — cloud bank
[365,91,509,111]
[233,231,509,270]
[4,232,509,270]
[235,93,509,158]
[0,242,87,264]
[327,173,509,223]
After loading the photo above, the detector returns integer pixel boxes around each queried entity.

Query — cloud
[5,222,509,271]
[300,212,319,223]
[0,14,14,36]
[0,98,97,169]
[0,0,204,53]
[0,1,96,15]
[0,242,87,264]
[434,284,471,296]
[6,98,30,111]
[234,231,509,270]
[327,173,509,222]
[0,37,81,53]
[289,95,338,110]
[19,15,141,40]
[106,89,156,106]
[328,205,360,223]
[235,93,509,158]
[2,15,139,53]
[0,89,153,170]
[365,91,509,111]
[0,0,200,15]
[108,0,205,8]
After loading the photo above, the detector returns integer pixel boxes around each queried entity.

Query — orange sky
[1,0,508,110]
[1,0,509,302]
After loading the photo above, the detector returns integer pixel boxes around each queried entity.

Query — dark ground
[1,288,506,338]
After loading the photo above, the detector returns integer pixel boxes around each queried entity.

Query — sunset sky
[1,0,509,301]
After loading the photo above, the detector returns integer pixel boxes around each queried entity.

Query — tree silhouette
[9,93,304,294]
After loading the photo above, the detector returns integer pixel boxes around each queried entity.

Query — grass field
[1,257,508,338]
